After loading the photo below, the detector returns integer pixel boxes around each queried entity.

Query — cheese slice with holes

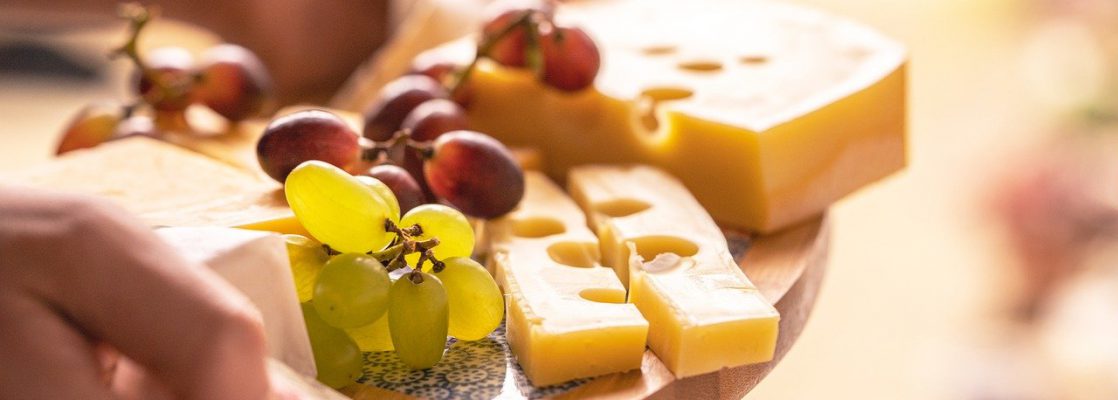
[0,137,306,235]
[486,172,648,386]
[420,0,906,232]
[568,165,779,378]
[159,227,317,377]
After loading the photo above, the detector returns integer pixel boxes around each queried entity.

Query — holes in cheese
[590,198,651,218]
[546,241,598,268]
[739,55,769,65]
[568,165,780,378]
[629,236,699,262]
[677,60,723,72]
[641,45,677,55]
[511,216,567,238]
[421,0,906,232]
[579,288,628,304]
[486,172,649,387]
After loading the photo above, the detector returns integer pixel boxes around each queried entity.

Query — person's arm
[0,187,271,399]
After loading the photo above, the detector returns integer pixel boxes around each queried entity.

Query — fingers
[0,290,114,400]
[0,190,271,400]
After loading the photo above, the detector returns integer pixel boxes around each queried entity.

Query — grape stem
[449,10,549,96]
[360,129,438,163]
[378,219,447,273]
[111,3,153,73]
[111,2,198,118]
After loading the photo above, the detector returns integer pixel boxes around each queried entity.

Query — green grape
[346,313,393,352]
[313,253,391,329]
[437,257,504,341]
[356,175,401,223]
[401,204,475,269]
[389,272,449,369]
[300,302,363,389]
[285,160,394,253]
[283,234,329,302]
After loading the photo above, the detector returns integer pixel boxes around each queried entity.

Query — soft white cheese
[158,227,316,378]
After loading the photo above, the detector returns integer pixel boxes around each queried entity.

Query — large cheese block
[486,172,649,386]
[421,0,906,232]
[568,165,779,378]
[158,226,317,378]
[0,137,304,234]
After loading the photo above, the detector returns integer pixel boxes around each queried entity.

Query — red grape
[409,54,459,85]
[401,99,469,142]
[424,131,525,218]
[540,26,600,91]
[361,75,448,142]
[363,164,426,214]
[55,102,124,155]
[136,47,196,112]
[257,110,360,182]
[195,44,273,121]
[408,55,473,107]
[482,0,555,67]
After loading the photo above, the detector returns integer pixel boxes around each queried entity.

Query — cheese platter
[3,0,903,397]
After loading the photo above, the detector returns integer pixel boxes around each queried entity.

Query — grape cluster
[283,161,504,388]
[479,0,601,92]
[55,3,273,155]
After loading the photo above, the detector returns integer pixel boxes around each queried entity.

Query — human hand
[0,187,272,399]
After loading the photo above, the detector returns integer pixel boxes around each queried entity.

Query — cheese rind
[486,172,649,386]
[422,0,906,232]
[568,165,779,378]
[158,227,317,378]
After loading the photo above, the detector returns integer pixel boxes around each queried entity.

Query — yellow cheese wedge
[568,165,779,378]
[486,172,648,386]
[0,137,302,233]
[419,0,906,232]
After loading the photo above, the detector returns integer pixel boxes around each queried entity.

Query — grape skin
[55,102,124,155]
[345,313,394,352]
[285,160,394,253]
[438,257,504,341]
[424,131,526,219]
[313,253,391,329]
[540,26,600,92]
[136,47,196,112]
[388,273,449,369]
[301,302,364,388]
[401,99,469,142]
[283,234,329,303]
[362,75,448,141]
[257,110,360,182]
[356,175,402,223]
[195,44,273,121]
[400,204,476,268]
[362,164,426,215]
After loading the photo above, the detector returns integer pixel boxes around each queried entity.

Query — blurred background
[2,0,1117,398]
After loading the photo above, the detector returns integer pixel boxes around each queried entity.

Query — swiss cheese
[158,227,317,378]
[568,165,779,378]
[486,172,648,386]
[418,0,906,232]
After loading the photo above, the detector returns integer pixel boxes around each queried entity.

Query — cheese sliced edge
[486,172,649,386]
[568,165,779,378]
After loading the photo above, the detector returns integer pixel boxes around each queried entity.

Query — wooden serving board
[342,216,830,400]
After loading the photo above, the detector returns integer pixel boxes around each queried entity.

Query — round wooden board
[343,215,830,400]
